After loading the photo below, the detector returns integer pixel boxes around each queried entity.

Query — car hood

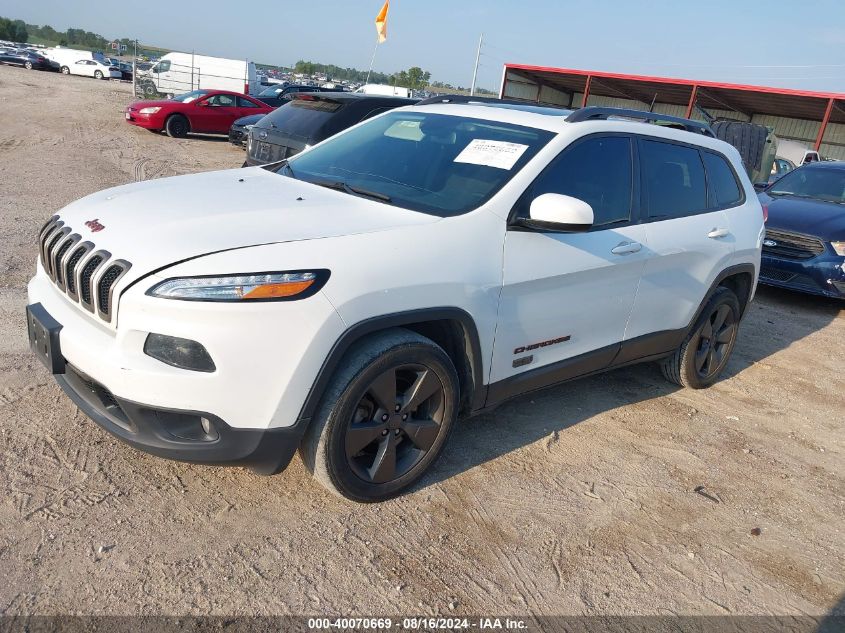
[234,114,266,127]
[759,193,845,240]
[53,168,440,285]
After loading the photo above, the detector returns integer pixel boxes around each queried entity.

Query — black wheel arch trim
[696,263,756,323]
[296,307,486,425]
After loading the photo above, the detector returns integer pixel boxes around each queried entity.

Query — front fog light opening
[144,333,216,373]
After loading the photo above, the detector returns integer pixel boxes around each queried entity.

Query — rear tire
[300,328,459,502]
[660,287,741,389]
[165,114,189,138]
[94,70,103,79]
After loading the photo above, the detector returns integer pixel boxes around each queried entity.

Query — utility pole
[132,39,138,96]
[470,32,483,96]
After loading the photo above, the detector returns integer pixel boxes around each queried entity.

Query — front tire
[165,114,189,138]
[94,70,103,79]
[660,287,741,389]
[60,66,69,75]
[300,328,459,502]
[24,61,32,70]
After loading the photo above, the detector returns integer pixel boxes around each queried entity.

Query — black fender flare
[296,307,486,425]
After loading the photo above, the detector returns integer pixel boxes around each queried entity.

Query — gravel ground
[0,65,843,619]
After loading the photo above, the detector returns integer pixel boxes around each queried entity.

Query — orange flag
[375,0,390,43]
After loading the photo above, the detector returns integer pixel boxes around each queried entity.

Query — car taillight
[761,204,768,223]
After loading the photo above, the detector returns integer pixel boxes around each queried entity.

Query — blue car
[757,161,845,299]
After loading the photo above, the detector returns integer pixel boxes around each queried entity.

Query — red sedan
[124,90,273,138]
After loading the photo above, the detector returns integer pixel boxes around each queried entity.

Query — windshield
[282,111,555,217]
[769,167,845,204]
[171,90,210,103]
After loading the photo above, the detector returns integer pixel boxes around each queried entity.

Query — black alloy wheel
[300,328,459,502]
[693,303,736,380]
[660,286,741,389]
[345,363,445,485]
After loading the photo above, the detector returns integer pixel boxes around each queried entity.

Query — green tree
[12,19,27,41]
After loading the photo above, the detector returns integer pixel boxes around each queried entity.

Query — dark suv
[245,93,418,167]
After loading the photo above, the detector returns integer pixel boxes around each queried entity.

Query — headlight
[146,271,329,301]
[832,241,845,256]
[139,106,161,114]
[244,124,254,131]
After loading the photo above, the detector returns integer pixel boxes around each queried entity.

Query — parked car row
[0,47,59,71]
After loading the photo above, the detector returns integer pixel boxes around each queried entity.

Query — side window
[157,60,171,73]
[701,151,743,208]
[640,139,707,219]
[208,94,236,107]
[238,96,260,108]
[527,136,633,226]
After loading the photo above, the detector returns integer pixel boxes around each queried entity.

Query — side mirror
[753,182,768,192]
[518,194,594,232]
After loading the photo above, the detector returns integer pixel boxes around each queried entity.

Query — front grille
[79,255,104,306]
[37,216,131,323]
[97,265,124,316]
[763,229,826,260]
[760,267,795,283]
[65,244,90,296]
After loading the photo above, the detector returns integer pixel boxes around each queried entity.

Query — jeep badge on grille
[85,219,105,233]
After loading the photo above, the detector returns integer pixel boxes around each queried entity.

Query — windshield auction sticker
[454,139,529,170]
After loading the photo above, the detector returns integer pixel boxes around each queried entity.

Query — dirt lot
[0,65,843,620]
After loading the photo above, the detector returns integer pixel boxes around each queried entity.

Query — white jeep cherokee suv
[27,102,764,502]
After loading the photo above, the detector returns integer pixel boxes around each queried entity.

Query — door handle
[708,228,730,239]
[611,241,642,255]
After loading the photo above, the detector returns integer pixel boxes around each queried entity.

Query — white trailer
[354,84,411,98]
[140,52,258,97]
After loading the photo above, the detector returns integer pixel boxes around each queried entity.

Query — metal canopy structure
[501,64,845,157]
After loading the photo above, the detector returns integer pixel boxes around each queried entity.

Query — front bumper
[27,261,345,432]
[759,253,845,299]
[124,110,163,129]
[57,363,304,474]
[229,128,247,146]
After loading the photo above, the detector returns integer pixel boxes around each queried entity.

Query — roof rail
[565,106,715,137]
[415,94,558,108]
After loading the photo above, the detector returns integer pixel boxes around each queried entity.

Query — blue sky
[4,0,845,93]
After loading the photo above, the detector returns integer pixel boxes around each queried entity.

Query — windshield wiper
[311,179,392,203]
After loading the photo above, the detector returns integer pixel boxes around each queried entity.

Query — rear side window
[641,139,707,219]
[528,136,633,226]
[702,151,743,208]
[239,96,260,108]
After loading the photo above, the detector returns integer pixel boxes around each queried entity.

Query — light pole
[470,33,483,96]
